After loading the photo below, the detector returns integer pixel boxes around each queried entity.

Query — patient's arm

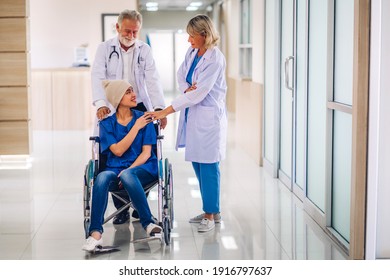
[117,145,152,177]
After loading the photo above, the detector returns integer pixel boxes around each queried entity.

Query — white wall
[30,0,137,68]
[141,11,201,32]
[367,0,390,259]
[251,0,265,84]
[225,0,239,79]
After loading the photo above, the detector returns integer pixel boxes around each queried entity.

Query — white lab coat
[173,46,228,163]
[91,37,165,113]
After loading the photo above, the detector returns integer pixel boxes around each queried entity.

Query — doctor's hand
[97,106,110,120]
[144,110,166,121]
[145,106,175,122]
[185,83,197,93]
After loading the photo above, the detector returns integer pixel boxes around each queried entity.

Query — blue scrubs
[99,109,157,177]
[89,109,158,232]
[186,52,220,215]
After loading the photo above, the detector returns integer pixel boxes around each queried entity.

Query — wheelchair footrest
[132,235,162,243]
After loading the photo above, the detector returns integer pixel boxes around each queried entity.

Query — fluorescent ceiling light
[147,7,159,11]
[190,2,203,7]
[186,6,199,11]
[146,2,158,7]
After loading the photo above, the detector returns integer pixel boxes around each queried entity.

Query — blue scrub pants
[89,167,157,233]
[192,162,220,214]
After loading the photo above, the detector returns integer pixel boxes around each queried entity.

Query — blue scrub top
[185,52,203,121]
[99,109,157,176]
[186,52,203,85]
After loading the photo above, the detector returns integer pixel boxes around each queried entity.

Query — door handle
[284,56,294,91]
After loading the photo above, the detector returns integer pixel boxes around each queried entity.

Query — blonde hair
[118,10,142,26]
[187,14,220,49]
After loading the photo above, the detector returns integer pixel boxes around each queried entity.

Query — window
[239,0,252,78]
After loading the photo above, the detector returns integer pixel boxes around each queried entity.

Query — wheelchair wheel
[84,218,90,239]
[166,161,174,229]
[163,217,171,245]
[164,158,169,184]
[83,161,94,239]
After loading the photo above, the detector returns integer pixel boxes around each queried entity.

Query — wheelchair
[83,121,174,245]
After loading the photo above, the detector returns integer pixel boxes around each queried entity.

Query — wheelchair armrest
[89,136,100,142]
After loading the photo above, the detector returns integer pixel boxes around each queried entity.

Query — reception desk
[31,68,95,130]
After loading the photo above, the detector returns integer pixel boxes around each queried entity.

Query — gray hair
[117,10,142,26]
[187,14,220,49]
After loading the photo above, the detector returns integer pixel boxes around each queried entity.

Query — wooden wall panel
[0,0,30,155]
[0,18,28,51]
[0,0,28,17]
[0,87,28,120]
[0,53,28,86]
[0,121,30,154]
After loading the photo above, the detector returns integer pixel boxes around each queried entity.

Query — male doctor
[91,9,166,128]
[91,9,166,224]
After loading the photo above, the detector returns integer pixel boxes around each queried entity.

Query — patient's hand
[134,115,153,130]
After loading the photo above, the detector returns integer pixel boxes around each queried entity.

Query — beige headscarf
[102,80,132,109]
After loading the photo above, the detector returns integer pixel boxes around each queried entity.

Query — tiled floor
[0,113,347,260]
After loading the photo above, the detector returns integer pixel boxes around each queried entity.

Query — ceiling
[138,0,217,11]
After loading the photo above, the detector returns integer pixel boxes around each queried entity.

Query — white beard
[119,35,135,48]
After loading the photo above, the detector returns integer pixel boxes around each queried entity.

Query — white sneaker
[145,223,162,237]
[198,218,215,232]
[82,236,103,252]
[189,213,221,223]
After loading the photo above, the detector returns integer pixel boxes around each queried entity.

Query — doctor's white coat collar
[189,47,214,61]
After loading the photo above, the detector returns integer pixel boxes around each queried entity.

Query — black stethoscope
[108,45,143,64]
[109,46,119,60]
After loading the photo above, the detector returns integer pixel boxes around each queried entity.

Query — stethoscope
[109,46,119,60]
[108,45,143,64]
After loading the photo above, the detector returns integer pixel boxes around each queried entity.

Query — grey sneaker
[189,213,221,223]
[198,218,215,232]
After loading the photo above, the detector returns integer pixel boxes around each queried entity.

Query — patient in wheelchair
[82,79,162,252]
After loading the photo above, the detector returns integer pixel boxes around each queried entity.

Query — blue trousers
[89,166,157,233]
[192,162,220,214]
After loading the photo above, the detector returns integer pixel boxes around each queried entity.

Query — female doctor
[146,14,227,233]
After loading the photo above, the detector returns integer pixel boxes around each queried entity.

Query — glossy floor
[0,115,347,260]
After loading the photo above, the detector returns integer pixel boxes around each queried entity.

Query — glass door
[267,0,355,251]
[279,0,294,189]
[279,0,306,199]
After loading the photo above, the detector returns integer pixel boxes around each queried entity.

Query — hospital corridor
[0,94,347,260]
[0,0,390,263]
